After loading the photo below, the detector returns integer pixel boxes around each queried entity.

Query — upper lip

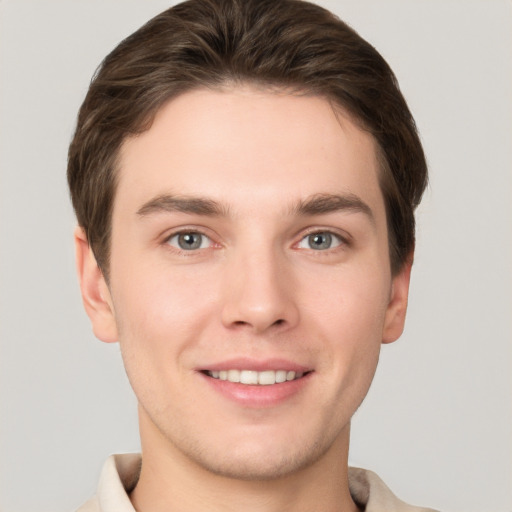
[197,357,312,373]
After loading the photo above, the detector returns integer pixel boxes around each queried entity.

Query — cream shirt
[76,454,438,512]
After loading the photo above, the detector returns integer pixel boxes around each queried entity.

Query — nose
[220,246,300,334]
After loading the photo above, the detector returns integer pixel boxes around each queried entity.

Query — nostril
[230,318,285,330]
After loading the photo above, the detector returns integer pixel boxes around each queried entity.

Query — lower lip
[200,372,312,408]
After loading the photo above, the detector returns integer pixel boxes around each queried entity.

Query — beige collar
[77,453,438,512]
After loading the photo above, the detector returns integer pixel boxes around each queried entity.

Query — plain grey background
[1,1,511,511]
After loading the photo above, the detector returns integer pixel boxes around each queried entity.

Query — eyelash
[165,230,215,252]
[163,227,350,256]
[295,230,348,251]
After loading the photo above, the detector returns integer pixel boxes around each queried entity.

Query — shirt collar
[89,453,434,512]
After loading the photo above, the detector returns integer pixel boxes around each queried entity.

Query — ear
[382,254,413,344]
[74,226,118,343]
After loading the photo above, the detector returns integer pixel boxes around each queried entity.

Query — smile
[205,369,306,385]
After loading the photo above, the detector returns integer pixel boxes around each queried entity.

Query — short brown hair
[68,0,427,278]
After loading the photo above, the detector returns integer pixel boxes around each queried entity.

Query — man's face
[80,86,410,479]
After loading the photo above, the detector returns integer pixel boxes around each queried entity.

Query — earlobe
[382,255,413,344]
[74,226,118,343]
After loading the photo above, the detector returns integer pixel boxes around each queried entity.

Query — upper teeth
[208,369,303,385]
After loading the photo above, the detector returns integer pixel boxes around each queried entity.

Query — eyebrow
[136,192,374,222]
[137,194,229,217]
[291,193,374,223]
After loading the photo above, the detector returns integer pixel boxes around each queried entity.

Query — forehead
[115,86,385,219]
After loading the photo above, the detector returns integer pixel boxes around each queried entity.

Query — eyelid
[160,225,350,252]
[162,226,219,252]
[294,228,350,250]
[167,232,211,250]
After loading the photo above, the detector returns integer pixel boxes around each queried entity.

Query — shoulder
[75,496,100,512]
[74,454,141,512]
[348,467,439,512]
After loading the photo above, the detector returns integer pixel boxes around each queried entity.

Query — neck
[130,409,359,512]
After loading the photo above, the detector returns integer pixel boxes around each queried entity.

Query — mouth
[202,369,310,385]
[198,359,314,406]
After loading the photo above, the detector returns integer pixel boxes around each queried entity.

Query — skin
[76,86,412,512]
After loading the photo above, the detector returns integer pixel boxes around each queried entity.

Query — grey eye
[298,232,342,250]
[168,232,210,250]
[309,232,332,250]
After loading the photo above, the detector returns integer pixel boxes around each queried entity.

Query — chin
[166,424,342,482]
[190,445,323,481]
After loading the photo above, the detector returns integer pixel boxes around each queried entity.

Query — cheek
[110,270,216,417]
[110,261,220,380]
[308,257,391,331]
[113,257,219,333]
[309,265,390,379]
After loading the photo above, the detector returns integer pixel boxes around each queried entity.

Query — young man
[68,0,434,510]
